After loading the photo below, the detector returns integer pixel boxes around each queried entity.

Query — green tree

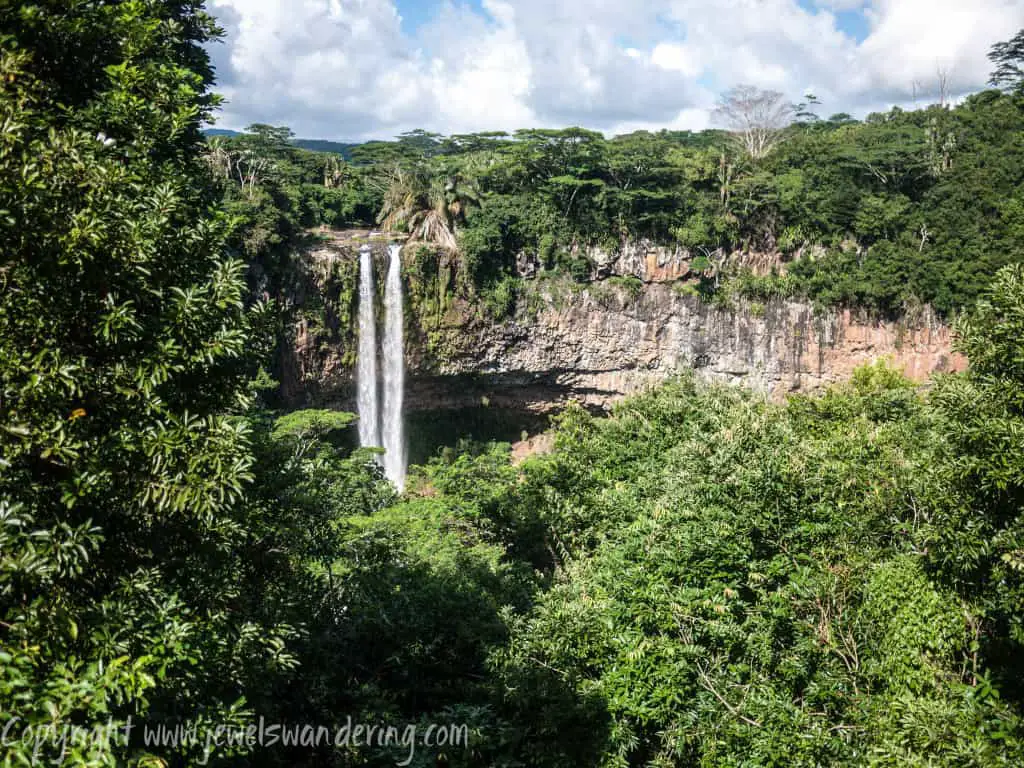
[989,29,1024,93]
[377,163,480,250]
[928,265,1024,695]
[494,372,1024,767]
[0,3,290,763]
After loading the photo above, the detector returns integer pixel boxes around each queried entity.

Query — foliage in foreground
[306,264,1024,767]
[0,3,278,763]
[455,268,1024,767]
[5,2,1024,766]
[0,5,397,765]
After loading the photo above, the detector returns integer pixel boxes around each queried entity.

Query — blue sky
[833,10,871,41]
[395,0,874,42]
[797,0,872,42]
[395,0,486,34]
[208,0,1021,141]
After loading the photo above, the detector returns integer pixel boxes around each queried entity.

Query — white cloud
[857,0,1023,98]
[651,43,703,77]
[206,0,1024,140]
[417,0,536,133]
[209,0,435,138]
[814,0,870,11]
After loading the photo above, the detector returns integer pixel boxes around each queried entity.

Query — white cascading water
[382,244,407,490]
[357,245,380,450]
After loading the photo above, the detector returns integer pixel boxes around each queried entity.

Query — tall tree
[929,264,1024,692]
[713,85,794,159]
[989,29,1024,93]
[0,2,289,763]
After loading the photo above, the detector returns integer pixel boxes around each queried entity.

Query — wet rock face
[281,237,967,413]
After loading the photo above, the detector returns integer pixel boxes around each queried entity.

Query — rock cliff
[280,236,967,413]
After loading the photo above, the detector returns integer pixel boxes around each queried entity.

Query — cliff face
[428,284,964,409]
[281,236,967,412]
[524,238,812,283]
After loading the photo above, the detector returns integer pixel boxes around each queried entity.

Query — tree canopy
[216,33,1024,319]
[4,6,1024,767]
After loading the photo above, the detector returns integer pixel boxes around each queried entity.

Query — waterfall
[356,245,380,450]
[382,244,407,490]
[355,243,406,490]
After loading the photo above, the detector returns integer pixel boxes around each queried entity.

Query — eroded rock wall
[281,236,966,412]
[428,283,965,409]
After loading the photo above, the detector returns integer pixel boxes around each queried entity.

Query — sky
[205,0,1024,142]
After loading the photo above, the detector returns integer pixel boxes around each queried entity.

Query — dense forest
[213,71,1024,321]
[3,2,1024,767]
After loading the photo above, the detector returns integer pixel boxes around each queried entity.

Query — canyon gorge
[278,232,967,421]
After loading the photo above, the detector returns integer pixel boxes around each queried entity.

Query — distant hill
[202,128,360,159]
[293,138,360,159]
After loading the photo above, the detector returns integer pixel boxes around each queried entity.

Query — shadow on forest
[241,527,612,767]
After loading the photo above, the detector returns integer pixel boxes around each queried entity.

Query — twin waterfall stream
[356,244,406,491]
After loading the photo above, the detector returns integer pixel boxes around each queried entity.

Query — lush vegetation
[4,3,1024,767]
[217,80,1024,321]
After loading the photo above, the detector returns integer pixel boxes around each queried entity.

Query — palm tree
[377,164,480,250]
[203,136,233,180]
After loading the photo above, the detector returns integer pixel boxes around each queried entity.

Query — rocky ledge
[425,283,964,409]
[280,238,966,413]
